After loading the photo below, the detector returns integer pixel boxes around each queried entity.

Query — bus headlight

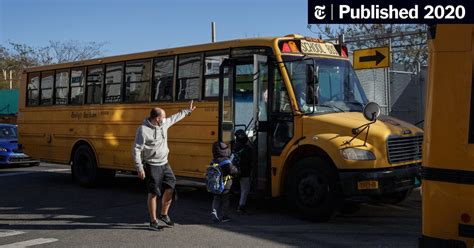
[341,148,376,160]
[0,147,8,152]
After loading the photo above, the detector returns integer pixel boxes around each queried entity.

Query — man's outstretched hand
[189,100,197,111]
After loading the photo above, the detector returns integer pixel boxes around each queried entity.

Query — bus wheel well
[70,140,95,165]
[281,145,338,195]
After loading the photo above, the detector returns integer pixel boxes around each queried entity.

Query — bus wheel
[371,189,412,204]
[286,157,340,222]
[72,145,99,187]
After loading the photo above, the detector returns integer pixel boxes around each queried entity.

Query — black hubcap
[76,154,92,177]
[297,173,328,207]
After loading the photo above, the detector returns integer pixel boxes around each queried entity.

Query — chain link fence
[342,31,427,128]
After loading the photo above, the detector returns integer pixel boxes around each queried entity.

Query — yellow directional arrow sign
[353,47,390,70]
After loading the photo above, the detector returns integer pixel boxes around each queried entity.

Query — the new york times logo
[314,5,326,20]
[308,0,473,24]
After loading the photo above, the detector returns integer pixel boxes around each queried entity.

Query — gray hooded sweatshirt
[132,108,191,171]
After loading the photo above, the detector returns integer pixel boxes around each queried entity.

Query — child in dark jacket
[232,129,253,214]
[210,141,238,223]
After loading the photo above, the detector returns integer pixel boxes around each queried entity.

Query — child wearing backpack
[207,141,238,223]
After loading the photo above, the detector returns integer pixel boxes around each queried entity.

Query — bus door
[252,54,270,196]
[218,55,271,197]
[217,59,234,144]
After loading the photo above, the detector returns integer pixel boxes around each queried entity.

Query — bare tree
[0,40,106,89]
[308,24,428,65]
[48,40,106,64]
[0,44,38,88]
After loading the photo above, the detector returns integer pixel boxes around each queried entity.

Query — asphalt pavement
[0,163,421,247]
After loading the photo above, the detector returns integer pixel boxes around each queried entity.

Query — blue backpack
[206,159,232,194]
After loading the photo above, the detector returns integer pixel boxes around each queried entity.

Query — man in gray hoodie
[133,100,196,230]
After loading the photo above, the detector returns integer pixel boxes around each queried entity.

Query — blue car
[0,124,39,166]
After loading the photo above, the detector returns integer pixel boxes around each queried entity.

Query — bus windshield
[0,126,17,139]
[284,56,368,114]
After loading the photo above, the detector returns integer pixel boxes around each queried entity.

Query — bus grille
[387,135,423,164]
[9,156,32,163]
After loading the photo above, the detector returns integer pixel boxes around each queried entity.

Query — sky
[0,0,317,57]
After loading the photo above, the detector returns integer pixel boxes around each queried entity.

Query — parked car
[0,124,39,166]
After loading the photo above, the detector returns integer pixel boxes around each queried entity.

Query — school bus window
[27,73,40,106]
[105,63,123,103]
[234,64,253,126]
[271,67,294,153]
[70,68,85,104]
[285,57,368,113]
[257,64,269,122]
[86,65,104,104]
[177,53,202,101]
[125,60,151,102]
[272,68,292,113]
[319,69,342,102]
[235,65,253,94]
[40,71,54,105]
[55,70,69,105]
[153,57,174,102]
[204,52,229,98]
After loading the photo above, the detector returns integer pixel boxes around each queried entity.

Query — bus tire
[72,145,99,187]
[371,189,413,204]
[286,157,341,222]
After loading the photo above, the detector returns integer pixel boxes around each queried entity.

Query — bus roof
[24,34,337,72]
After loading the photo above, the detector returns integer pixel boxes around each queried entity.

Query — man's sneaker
[149,221,163,231]
[221,216,231,223]
[237,205,247,215]
[159,215,174,226]
[211,211,220,223]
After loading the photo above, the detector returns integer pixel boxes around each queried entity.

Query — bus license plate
[357,180,379,190]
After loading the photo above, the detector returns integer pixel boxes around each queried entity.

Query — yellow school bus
[18,34,423,221]
[420,25,474,247]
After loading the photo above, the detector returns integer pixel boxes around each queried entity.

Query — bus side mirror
[363,102,381,122]
[305,64,319,105]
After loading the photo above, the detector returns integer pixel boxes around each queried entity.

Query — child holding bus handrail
[232,129,253,214]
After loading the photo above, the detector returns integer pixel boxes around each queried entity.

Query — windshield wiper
[344,101,365,107]
[278,55,311,64]
[316,104,345,112]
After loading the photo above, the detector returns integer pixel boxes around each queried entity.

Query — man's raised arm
[166,100,196,127]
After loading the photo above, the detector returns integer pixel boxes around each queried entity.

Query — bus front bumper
[339,163,422,196]
[0,153,40,166]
